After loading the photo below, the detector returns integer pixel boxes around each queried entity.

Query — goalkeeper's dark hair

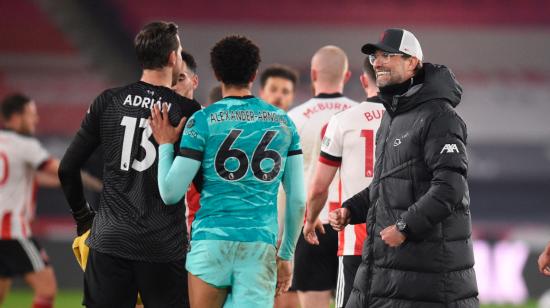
[210,35,261,88]
[135,21,179,69]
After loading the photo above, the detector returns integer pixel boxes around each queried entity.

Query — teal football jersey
[179,96,302,246]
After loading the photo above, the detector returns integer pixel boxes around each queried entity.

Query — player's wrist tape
[72,203,95,236]
[71,203,94,221]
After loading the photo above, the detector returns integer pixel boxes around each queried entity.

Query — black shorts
[292,224,338,291]
[0,238,50,277]
[335,255,362,308]
[84,249,188,308]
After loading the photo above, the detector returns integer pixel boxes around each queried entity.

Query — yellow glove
[72,230,90,270]
[71,230,142,305]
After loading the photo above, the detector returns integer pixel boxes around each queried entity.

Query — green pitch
[1,289,539,308]
[2,289,82,308]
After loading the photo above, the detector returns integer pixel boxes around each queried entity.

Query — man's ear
[249,70,257,83]
[408,57,420,72]
[359,73,368,90]
[311,69,317,83]
[168,50,177,67]
[343,70,352,84]
[5,113,21,128]
[192,75,199,90]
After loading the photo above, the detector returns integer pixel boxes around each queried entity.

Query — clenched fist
[329,208,350,232]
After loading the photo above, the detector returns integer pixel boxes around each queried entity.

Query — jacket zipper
[365,111,394,304]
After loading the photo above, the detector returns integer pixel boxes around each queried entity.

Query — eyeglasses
[368,52,403,65]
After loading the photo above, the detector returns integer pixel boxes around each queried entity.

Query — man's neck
[313,82,344,96]
[366,88,378,98]
[3,122,19,133]
[141,69,173,88]
[379,77,413,97]
[222,84,252,97]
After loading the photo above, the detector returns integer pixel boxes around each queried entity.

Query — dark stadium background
[0,0,549,307]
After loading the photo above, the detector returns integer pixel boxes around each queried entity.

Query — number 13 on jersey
[120,116,156,172]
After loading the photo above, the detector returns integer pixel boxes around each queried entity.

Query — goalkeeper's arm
[59,128,99,235]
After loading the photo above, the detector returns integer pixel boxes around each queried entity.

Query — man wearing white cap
[327,28,479,307]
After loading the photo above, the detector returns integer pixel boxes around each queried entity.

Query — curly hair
[210,35,261,87]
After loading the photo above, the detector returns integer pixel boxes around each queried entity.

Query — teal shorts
[186,240,277,308]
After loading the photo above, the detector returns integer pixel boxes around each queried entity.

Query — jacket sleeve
[401,112,468,239]
[342,186,370,225]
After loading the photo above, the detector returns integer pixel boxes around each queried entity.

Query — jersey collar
[314,93,343,99]
[222,95,255,100]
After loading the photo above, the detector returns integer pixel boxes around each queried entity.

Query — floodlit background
[0,0,549,307]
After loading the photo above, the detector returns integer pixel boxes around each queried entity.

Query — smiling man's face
[372,50,417,88]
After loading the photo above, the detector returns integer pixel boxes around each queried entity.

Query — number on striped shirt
[360,130,374,177]
[120,116,156,172]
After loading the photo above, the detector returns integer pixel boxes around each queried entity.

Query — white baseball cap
[361,28,423,62]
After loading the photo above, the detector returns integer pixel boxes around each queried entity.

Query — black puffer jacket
[343,63,479,308]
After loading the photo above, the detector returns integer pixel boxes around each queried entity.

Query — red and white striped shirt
[288,94,358,223]
[0,130,50,240]
[319,101,384,256]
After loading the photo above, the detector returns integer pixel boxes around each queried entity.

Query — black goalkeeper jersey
[64,81,201,262]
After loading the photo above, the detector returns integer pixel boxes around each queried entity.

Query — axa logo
[440,144,459,154]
